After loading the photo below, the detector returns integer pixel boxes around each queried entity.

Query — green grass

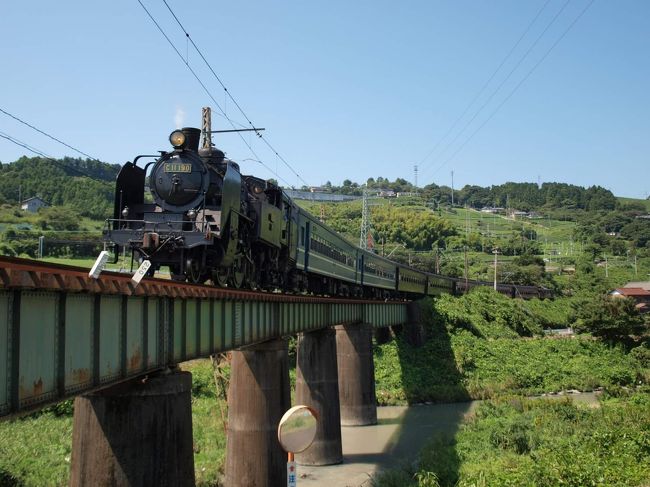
[374,292,648,405]
[374,332,645,405]
[0,412,73,486]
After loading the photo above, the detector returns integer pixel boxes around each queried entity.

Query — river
[297,393,599,487]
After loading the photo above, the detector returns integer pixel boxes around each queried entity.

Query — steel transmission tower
[359,187,371,250]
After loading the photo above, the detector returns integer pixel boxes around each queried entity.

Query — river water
[297,393,599,487]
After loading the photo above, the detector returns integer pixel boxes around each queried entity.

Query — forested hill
[0,156,120,219]
[0,156,643,220]
[313,178,626,213]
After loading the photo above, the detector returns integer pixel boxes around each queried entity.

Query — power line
[135,0,295,187]
[160,0,309,187]
[0,130,106,180]
[421,0,573,180]
[430,0,596,178]
[0,106,100,161]
[418,0,552,170]
[0,131,54,159]
[136,0,289,186]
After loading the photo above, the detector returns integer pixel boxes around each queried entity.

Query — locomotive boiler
[106,126,290,288]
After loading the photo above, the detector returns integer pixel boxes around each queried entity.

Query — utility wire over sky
[427,0,597,181]
[1,1,647,197]
[0,130,105,181]
[418,0,596,183]
[137,0,309,188]
[417,0,554,173]
[0,107,100,162]
[0,107,110,181]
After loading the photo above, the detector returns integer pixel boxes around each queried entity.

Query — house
[480,207,505,214]
[377,189,396,198]
[508,210,529,219]
[20,196,49,213]
[610,283,650,313]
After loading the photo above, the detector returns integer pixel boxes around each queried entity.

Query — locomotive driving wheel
[230,256,246,289]
[213,267,230,287]
[188,261,207,284]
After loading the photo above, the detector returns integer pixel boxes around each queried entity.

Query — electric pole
[414,164,418,192]
[464,245,468,288]
[493,248,498,290]
[451,170,454,206]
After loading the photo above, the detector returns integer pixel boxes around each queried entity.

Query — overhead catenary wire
[421,0,574,181]
[429,0,596,179]
[160,0,309,188]
[135,0,290,187]
[135,0,299,187]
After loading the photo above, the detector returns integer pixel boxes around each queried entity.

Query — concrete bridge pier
[295,327,343,465]
[69,370,195,487]
[335,323,377,426]
[225,339,290,487]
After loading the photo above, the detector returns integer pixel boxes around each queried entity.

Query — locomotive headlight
[253,185,264,194]
[121,206,129,218]
[169,130,186,149]
[187,209,197,219]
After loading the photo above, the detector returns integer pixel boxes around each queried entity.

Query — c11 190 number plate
[164,163,192,173]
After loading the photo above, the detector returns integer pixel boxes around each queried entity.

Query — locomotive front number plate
[164,163,192,173]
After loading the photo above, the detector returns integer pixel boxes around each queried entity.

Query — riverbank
[373,389,650,487]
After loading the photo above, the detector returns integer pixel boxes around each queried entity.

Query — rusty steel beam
[0,256,410,419]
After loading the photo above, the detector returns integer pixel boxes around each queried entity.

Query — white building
[20,196,49,213]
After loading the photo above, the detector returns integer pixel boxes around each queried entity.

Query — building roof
[611,288,650,297]
[21,196,48,204]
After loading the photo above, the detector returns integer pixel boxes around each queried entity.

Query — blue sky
[1,0,648,197]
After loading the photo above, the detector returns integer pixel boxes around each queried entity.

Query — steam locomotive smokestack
[181,127,201,152]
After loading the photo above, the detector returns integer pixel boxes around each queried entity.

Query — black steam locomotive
[105,127,550,300]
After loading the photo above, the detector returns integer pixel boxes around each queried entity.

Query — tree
[37,207,81,231]
[573,295,646,341]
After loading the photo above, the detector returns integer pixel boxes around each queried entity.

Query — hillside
[0,156,119,219]
[297,194,650,289]
[0,157,647,288]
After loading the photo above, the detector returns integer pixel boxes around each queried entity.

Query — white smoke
[174,107,185,129]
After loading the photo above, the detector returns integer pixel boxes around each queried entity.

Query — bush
[573,295,646,341]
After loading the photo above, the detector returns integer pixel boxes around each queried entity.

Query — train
[104,126,550,300]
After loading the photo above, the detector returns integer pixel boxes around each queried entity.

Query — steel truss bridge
[0,256,408,419]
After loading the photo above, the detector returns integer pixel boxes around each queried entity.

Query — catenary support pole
[295,327,343,465]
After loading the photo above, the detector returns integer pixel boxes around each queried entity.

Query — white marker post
[88,251,110,279]
[132,259,152,286]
